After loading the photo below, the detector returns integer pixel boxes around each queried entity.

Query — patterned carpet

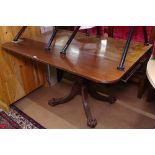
[0,105,45,129]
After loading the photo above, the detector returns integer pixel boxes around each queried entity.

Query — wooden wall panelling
[0,26,46,110]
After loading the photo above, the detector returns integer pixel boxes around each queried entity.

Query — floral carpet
[0,105,45,129]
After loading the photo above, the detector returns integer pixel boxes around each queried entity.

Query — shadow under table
[2,30,153,128]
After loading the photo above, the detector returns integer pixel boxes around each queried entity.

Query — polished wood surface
[2,30,152,84]
[0,26,45,110]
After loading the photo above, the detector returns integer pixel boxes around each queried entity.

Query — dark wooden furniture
[2,30,153,128]
[103,26,151,98]
[13,26,149,68]
[132,27,155,98]
[12,26,102,82]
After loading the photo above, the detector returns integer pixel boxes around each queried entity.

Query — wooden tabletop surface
[2,30,152,84]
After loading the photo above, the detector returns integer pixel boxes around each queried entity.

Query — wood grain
[2,30,152,84]
[0,26,45,110]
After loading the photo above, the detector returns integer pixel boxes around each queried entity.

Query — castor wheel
[87,118,97,128]
[108,96,117,104]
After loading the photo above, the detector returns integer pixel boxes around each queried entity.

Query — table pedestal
[48,78,116,128]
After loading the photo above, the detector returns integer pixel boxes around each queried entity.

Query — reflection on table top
[2,30,152,84]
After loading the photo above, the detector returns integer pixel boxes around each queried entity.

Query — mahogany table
[2,30,153,128]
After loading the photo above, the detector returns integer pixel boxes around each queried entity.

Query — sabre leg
[117,26,135,71]
[142,26,149,46]
[61,26,80,55]
[81,85,97,128]
[45,26,58,51]
[13,26,27,42]
[48,81,80,106]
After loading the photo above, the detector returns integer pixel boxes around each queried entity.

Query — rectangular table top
[2,30,152,84]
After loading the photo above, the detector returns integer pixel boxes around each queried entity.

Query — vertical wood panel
[0,26,45,110]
